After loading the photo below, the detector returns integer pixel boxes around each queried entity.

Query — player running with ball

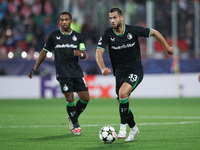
[28,12,90,135]
[96,8,174,142]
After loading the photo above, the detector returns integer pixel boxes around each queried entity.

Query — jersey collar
[60,28,73,36]
[113,24,126,37]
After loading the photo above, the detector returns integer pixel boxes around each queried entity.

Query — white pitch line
[87,116,200,120]
[138,116,200,119]
[0,121,200,129]
[137,121,200,125]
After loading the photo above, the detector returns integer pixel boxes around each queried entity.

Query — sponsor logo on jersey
[111,42,135,50]
[55,44,78,49]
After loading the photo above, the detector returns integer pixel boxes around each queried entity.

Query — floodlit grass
[0,98,200,150]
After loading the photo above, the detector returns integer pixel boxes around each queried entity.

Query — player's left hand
[28,69,36,79]
[198,74,200,82]
[74,50,81,56]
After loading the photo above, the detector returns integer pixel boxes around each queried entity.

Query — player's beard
[113,21,122,30]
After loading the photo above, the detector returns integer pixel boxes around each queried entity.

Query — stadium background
[0,0,200,98]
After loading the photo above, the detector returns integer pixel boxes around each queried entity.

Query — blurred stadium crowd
[0,0,59,60]
[0,0,198,61]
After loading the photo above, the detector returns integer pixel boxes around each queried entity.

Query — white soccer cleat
[125,125,139,142]
[67,116,74,131]
[71,127,81,135]
[118,124,127,139]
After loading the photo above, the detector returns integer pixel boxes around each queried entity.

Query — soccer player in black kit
[96,8,174,142]
[28,12,90,135]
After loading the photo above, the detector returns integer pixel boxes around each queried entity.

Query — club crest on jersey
[63,84,68,91]
[56,36,61,40]
[127,33,133,40]
[72,35,77,41]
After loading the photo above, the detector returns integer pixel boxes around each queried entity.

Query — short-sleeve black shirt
[44,29,85,79]
[97,24,150,76]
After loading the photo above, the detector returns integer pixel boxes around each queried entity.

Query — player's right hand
[28,69,36,79]
[101,68,111,76]
[166,47,174,55]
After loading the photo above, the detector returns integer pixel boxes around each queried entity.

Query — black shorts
[115,69,143,99]
[59,77,88,93]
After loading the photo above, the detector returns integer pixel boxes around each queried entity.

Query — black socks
[66,99,88,128]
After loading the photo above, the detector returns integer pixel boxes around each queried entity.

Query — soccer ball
[99,125,117,144]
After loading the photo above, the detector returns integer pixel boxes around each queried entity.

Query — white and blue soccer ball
[99,125,117,144]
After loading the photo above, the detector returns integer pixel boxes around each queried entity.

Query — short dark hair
[109,8,123,16]
[59,11,72,20]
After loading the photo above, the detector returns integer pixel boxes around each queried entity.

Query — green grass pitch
[0,98,200,150]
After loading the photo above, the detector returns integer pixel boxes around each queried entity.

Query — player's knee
[81,95,90,102]
[64,93,74,103]
[66,98,74,103]
[119,91,129,100]
[79,91,90,102]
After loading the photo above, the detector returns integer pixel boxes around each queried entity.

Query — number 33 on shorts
[128,74,138,82]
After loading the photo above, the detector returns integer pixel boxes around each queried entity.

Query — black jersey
[97,24,150,76]
[44,29,86,79]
